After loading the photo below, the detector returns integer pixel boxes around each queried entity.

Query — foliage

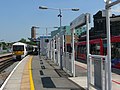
[18,38,37,45]
[18,38,26,43]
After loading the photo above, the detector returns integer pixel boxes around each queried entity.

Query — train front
[12,42,26,60]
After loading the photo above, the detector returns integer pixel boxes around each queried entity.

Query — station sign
[70,13,90,29]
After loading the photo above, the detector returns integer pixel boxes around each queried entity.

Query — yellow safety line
[29,56,35,90]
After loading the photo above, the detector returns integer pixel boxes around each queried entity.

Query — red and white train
[66,35,120,69]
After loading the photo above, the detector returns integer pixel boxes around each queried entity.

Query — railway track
[0,54,18,87]
[0,58,14,72]
[0,53,14,72]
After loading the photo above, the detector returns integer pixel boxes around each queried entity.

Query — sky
[0,0,118,42]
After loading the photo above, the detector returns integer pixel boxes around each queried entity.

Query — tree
[18,38,27,43]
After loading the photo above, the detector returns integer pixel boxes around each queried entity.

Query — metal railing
[88,54,108,90]
[62,52,72,76]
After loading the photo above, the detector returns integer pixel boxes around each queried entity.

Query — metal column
[71,28,75,77]
[106,1,112,89]
[86,13,91,90]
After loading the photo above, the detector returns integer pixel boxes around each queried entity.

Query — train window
[111,42,120,59]
[116,43,120,48]
[26,47,28,51]
[78,45,86,54]
[13,45,24,51]
[90,44,100,55]
[90,44,95,54]
[95,44,100,50]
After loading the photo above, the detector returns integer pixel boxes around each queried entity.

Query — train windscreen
[13,45,24,51]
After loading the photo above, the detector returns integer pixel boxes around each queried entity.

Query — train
[66,35,120,69]
[12,42,38,60]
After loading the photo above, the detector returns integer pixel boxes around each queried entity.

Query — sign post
[86,13,91,90]
[70,13,90,78]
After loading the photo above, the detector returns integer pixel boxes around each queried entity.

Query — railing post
[101,58,103,90]
[86,13,90,90]
[53,38,56,63]
[50,40,52,60]
[71,28,75,77]
[89,55,107,89]
[105,56,108,90]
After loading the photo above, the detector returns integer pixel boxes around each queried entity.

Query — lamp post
[104,0,120,90]
[39,6,79,69]
[105,1,111,89]
[39,6,79,30]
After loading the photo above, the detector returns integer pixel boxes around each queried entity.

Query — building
[78,10,120,41]
[31,26,36,39]
[39,36,51,55]
[93,10,120,37]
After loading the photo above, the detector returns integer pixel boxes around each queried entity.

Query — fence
[62,52,72,76]
[88,54,108,90]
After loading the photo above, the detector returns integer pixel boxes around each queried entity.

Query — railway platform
[0,55,83,90]
[0,55,120,90]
